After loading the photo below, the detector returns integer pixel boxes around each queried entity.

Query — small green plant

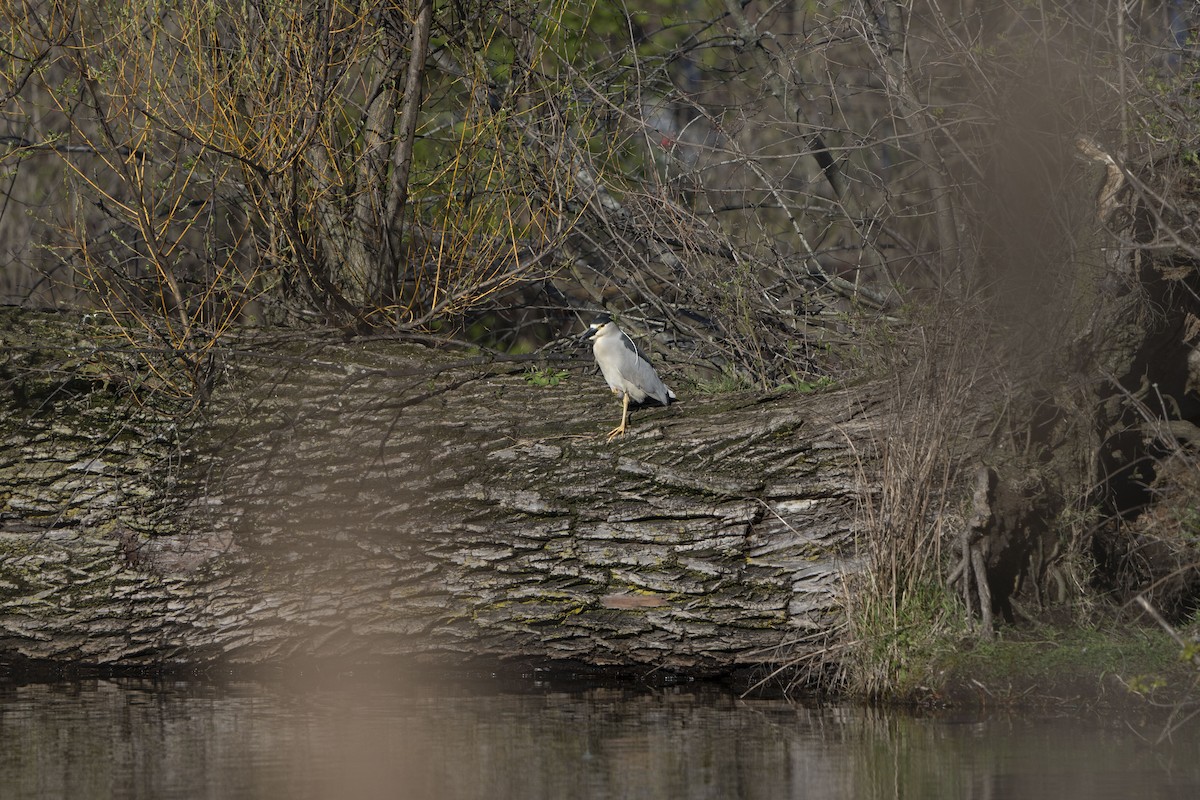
[524,367,569,387]
[698,371,750,394]
[1126,674,1167,695]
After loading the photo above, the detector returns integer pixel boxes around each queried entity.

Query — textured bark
[0,309,879,672]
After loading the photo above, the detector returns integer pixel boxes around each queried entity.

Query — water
[0,673,1197,799]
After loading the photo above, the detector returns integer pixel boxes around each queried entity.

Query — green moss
[938,625,1179,681]
[919,623,1194,707]
[774,375,836,394]
[523,367,570,387]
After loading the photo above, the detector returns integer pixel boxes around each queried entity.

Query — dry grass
[844,303,993,697]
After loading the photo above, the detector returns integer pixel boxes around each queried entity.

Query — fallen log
[1,309,877,674]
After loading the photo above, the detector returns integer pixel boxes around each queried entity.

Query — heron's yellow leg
[605,393,630,441]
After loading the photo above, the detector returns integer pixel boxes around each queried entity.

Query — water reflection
[0,674,1196,799]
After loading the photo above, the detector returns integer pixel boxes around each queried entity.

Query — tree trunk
[957,138,1200,626]
[0,309,877,673]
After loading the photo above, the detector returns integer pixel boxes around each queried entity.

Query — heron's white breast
[593,335,635,395]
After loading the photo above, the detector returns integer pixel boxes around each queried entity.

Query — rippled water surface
[0,674,1197,799]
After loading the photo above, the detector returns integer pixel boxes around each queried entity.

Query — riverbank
[904,620,1198,713]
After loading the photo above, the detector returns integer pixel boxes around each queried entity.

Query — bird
[580,313,675,441]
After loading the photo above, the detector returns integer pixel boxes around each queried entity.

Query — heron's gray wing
[617,330,652,365]
[627,353,672,404]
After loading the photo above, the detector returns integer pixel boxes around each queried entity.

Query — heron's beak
[579,326,598,341]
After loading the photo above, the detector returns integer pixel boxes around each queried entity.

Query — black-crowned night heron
[581,313,676,441]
